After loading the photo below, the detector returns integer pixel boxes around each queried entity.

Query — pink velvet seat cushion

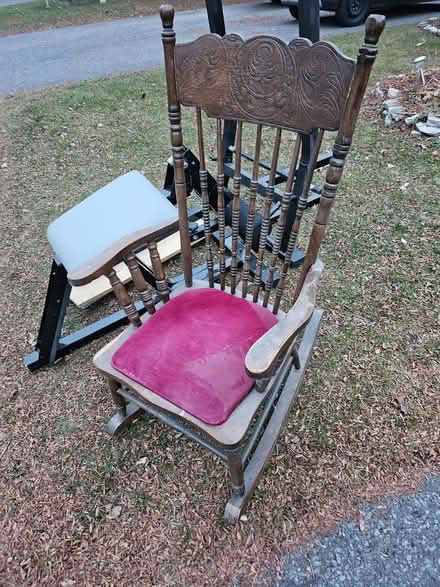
[111,288,278,425]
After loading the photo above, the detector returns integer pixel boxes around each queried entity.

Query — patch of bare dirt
[362,67,440,134]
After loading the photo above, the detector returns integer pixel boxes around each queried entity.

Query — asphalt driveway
[1,1,439,94]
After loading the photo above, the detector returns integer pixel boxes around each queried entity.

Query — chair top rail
[174,33,356,134]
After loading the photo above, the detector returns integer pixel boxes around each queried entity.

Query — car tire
[335,0,370,27]
[288,6,299,19]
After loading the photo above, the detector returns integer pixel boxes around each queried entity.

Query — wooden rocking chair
[68,8,385,522]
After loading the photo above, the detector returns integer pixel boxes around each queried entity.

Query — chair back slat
[230,120,243,295]
[253,127,282,302]
[273,128,325,314]
[107,268,142,327]
[148,241,170,304]
[241,124,263,298]
[196,108,214,288]
[160,6,385,310]
[125,252,156,315]
[263,132,301,308]
[216,119,226,290]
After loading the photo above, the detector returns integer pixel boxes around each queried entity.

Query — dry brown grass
[1,25,440,586]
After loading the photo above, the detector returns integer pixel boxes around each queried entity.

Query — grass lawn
[0,0,251,36]
[1,24,439,585]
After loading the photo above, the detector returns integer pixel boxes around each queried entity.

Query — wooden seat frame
[67,8,385,522]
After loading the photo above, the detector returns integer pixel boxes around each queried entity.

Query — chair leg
[224,446,245,523]
[104,379,144,437]
[224,310,323,524]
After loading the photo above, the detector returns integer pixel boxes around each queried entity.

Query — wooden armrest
[245,259,324,379]
[67,218,179,286]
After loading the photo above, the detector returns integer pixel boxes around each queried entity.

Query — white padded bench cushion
[47,171,178,272]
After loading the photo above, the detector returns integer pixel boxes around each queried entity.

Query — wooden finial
[364,14,386,45]
[160,4,175,28]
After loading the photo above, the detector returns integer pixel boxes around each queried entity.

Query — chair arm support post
[67,218,179,286]
[245,259,324,379]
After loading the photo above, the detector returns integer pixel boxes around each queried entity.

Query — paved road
[0,0,32,6]
[1,1,440,94]
[277,475,440,587]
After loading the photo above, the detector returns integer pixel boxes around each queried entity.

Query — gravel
[278,476,440,586]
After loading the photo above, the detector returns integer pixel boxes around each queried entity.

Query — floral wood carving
[175,34,356,133]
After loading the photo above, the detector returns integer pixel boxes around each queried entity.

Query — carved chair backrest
[161,5,385,314]
[68,9,384,330]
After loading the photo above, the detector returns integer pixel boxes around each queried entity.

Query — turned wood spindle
[263,133,301,308]
[107,268,142,327]
[230,121,243,295]
[196,107,214,288]
[216,118,226,291]
[241,124,263,299]
[273,128,324,314]
[160,4,192,287]
[253,127,282,303]
[125,251,156,314]
[148,241,169,304]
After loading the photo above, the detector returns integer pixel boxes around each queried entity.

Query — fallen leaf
[107,505,122,520]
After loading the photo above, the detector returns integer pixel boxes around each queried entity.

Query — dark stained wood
[246,259,323,378]
[125,252,156,314]
[90,11,386,523]
[263,132,301,308]
[253,127,282,302]
[216,118,226,290]
[225,309,323,522]
[241,124,262,299]
[107,269,142,327]
[174,34,355,133]
[230,121,243,295]
[273,128,324,314]
[161,4,193,287]
[196,107,215,288]
[148,241,170,304]
[294,14,385,300]
[67,218,179,286]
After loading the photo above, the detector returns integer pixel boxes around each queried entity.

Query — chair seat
[47,170,178,272]
[111,288,278,425]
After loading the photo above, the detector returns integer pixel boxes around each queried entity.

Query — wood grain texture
[148,241,170,304]
[161,4,193,287]
[175,34,355,133]
[245,259,324,378]
[67,218,179,286]
[294,15,385,299]
[69,232,182,309]
[107,269,142,328]
[125,252,156,314]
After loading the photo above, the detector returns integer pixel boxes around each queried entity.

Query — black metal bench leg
[24,257,71,371]
[24,257,148,372]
